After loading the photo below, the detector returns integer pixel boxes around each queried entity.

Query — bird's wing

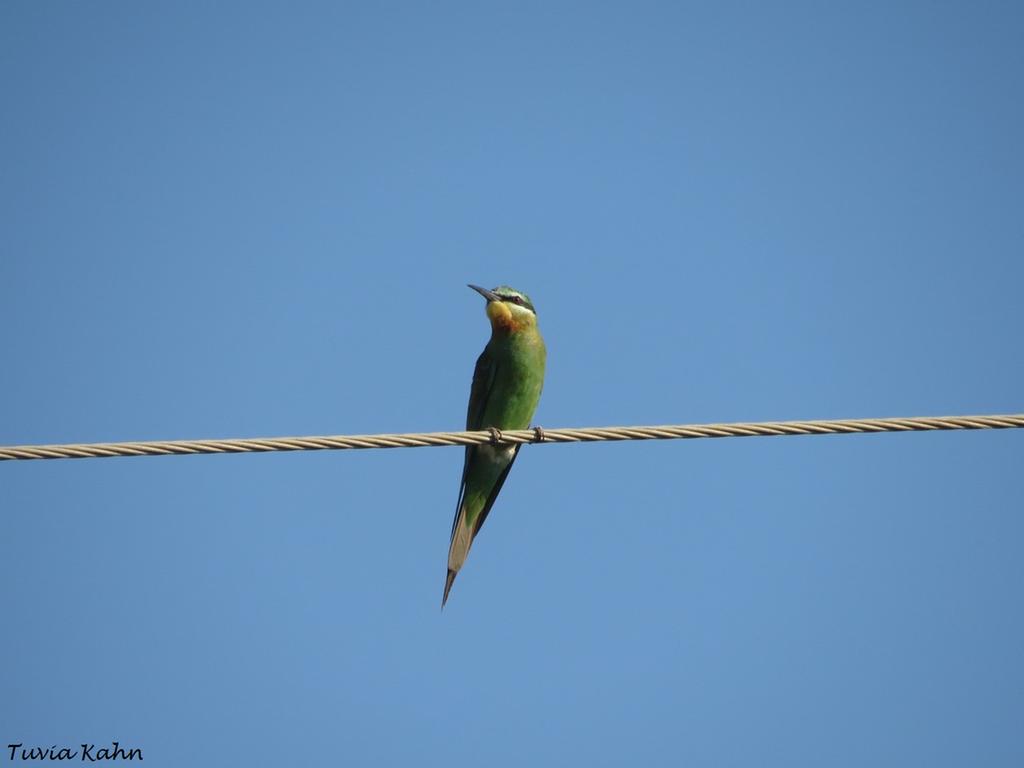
[450,346,497,541]
[465,344,495,431]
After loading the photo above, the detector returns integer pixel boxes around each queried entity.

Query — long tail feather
[442,569,457,608]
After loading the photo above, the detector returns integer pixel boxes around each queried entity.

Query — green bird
[443,284,547,607]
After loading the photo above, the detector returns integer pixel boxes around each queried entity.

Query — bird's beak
[467,284,500,302]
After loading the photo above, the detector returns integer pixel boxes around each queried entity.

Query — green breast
[481,329,547,430]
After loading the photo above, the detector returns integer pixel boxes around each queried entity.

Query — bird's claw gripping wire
[488,427,503,446]
[533,426,546,443]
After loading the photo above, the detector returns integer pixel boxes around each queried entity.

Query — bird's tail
[443,507,475,608]
[442,569,458,608]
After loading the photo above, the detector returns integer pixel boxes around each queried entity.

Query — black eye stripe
[497,293,535,313]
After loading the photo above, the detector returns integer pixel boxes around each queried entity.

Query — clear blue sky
[2,2,1022,765]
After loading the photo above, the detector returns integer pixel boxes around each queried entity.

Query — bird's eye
[511,296,523,305]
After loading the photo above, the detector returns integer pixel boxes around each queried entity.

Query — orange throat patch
[486,300,528,333]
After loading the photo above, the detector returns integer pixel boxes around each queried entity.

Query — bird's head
[468,284,538,332]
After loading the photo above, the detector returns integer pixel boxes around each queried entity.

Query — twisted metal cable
[1,414,1021,462]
